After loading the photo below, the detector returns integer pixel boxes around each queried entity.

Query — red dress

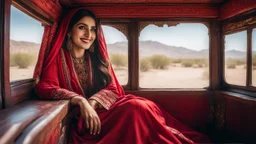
[35,8,209,144]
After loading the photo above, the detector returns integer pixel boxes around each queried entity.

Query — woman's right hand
[71,96,101,135]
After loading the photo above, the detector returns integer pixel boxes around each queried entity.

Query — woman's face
[70,16,96,51]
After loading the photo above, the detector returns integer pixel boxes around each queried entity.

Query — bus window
[102,25,128,86]
[10,6,43,81]
[139,23,209,88]
[224,31,246,86]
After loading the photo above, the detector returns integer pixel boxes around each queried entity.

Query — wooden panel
[210,19,221,90]
[61,0,224,5]
[1,0,11,109]
[220,0,256,20]
[0,100,69,144]
[7,79,36,107]
[216,91,256,143]
[16,100,69,144]
[0,0,8,110]
[126,90,211,130]
[82,5,219,18]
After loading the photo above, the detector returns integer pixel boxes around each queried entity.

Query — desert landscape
[10,40,256,88]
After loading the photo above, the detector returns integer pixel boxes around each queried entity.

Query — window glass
[252,29,256,86]
[102,25,128,85]
[10,6,43,81]
[224,31,247,86]
[139,23,209,88]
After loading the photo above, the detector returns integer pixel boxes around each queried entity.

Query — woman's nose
[84,30,91,38]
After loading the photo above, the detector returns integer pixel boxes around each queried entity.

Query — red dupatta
[36,8,124,110]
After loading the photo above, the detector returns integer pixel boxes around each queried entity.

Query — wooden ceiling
[60,0,225,6]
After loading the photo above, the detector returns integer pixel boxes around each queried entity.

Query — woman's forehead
[76,16,96,27]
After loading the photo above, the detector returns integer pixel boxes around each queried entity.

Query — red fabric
[36,8,209,143]
[34,22,58,80]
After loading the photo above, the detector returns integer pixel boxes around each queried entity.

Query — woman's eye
[91,28,96,32]
[78,26,86,30]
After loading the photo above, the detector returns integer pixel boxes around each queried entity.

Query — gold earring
[89,44,94,53]
[67,35,73,51]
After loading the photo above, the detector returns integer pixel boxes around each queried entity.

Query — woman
[36,8,209,144]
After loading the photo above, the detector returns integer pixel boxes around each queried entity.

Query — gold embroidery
[89,90,118,110]
[60,49,73,91]
[51,88,78,99]
[70,52,89,97]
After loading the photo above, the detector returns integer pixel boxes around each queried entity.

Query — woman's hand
[71,96,101,135]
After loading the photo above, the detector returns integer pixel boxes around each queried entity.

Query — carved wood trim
[223,17,256,33]
[214,91,226,129]
[104,24,128,38]
[84,5,218,18]
[139,21,180,35]
[214,103,225,129]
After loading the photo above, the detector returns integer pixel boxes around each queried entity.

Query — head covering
[40,8,124,96]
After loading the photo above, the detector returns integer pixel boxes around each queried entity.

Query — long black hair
[64,9,111,96]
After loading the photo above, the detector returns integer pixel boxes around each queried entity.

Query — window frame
[101,18,217,91]
[101,20,130,89]
[221,13,256,97]
[1,0,53,108]
[138,20,211,89]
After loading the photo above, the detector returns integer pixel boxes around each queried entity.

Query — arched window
[102,25,128,86]
[139,23,209,88]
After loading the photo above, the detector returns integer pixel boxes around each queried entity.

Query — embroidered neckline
[72,56,85,64]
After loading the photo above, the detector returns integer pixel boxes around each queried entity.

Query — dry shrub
[109,53,128,69]
[149,55,171,69]
[140,58,151,72]
[13,53,34,68]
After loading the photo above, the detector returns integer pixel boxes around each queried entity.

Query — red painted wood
[68,0,224,4]
[220,0,256,20]
[84,5,219,18]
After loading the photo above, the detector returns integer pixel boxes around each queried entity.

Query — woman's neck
[72,47,85,58]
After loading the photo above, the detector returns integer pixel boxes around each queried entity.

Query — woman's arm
[36,58,79,99]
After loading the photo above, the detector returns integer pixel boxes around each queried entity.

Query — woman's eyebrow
[77,23,96,28]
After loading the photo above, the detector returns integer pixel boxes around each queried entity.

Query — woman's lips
[80,38,90,43]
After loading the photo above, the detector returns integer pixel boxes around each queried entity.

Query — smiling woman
[2,0,256,144]
[36,8,209,144]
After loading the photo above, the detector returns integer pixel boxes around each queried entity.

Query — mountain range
[10,40,254,59]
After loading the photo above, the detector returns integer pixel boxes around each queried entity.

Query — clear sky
[10,6,44,44]
[10,6,255,52]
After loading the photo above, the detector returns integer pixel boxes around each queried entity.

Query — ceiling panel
[60,0,225,6]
